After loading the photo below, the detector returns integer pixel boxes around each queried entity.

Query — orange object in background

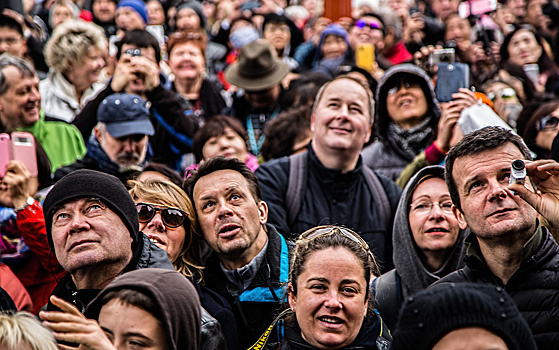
[323,0,352,22]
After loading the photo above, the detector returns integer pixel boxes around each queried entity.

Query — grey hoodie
[374,166,467,330]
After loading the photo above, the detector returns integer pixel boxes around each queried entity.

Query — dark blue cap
[97,93,155,138]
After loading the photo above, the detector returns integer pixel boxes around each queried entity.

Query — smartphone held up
[0,132,38,178]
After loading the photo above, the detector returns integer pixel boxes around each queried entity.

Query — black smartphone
[436,62,470,102]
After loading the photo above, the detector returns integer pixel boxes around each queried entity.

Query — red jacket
[0,263,32,312]
[11,201,65,314]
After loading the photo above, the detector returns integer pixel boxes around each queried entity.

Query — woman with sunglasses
[522,101,559,159]
[362,64,441,182]
[259,225,391,350]
[128,178,240,350]
[373,166,467,331]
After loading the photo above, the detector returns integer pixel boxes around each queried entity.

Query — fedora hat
[225,40,290,91]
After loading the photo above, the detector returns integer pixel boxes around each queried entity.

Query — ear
[452,205,468,230]
[287,282,297,311]
[94,126,103,142]
[257,200,268,225]
[310,112,316,133]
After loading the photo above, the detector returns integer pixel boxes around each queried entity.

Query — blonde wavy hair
[128,178,203,282]
[44,19,107,74]
[0,312,57,350]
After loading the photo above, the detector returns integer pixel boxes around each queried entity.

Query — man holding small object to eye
[434,126,559,349]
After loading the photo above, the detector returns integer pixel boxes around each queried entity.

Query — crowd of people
[0,0,559,348]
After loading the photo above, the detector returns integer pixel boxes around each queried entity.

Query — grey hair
[0,53,36,95]
[312,76,376,125]
[376,7,403,41]
[44,19,107,73]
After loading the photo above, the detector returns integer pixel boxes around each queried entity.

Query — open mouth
[398,98,413,107]
[318,316,344,326]
[148,235,164,247]
[218,223,241,237]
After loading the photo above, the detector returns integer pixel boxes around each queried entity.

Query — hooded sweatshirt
[86,268,201,350]
[362,64,441,181]
[374,166,467,330]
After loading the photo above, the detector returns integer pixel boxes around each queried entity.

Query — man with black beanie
[42,169,174,314]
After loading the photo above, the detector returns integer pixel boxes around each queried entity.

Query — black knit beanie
[43,170,140,252]
[390,283,537,350]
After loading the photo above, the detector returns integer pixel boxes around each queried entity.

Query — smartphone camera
[125,48,142,57]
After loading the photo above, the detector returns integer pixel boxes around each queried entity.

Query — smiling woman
[40,20,107,123]
[259,226,392,350]
[362,64,442,181]
[373,166,467,331]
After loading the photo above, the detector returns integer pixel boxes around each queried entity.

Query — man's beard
[117,152,143,173]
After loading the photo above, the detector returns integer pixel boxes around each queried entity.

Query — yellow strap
[247,308,292,350]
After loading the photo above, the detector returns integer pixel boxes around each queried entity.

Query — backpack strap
[286,152,308,229]
[363,166,391,231]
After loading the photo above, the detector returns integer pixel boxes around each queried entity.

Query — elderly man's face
[451,143,538,239]
[95,127,149,168]
[311,78,371,155]
[51,198,133,273]
[0,27,26,57]
[0,66,40,130]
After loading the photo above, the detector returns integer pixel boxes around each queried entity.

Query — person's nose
[69,213,91,234]
[323,291,343,310]
[428,203,445,221]
[219,138,231,150]
[217,198,233,219]
[122,138,135,152]
[147,212,166,231]
[29,86,40,102]
[488,179,508,202]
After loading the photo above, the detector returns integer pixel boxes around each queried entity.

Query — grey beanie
[43,170,140,252]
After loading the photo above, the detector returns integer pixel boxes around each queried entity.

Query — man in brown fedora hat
[224,39,290,156]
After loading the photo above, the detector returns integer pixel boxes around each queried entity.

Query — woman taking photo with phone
[260,225,391,350]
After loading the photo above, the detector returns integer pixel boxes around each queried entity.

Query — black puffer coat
[435,226,559,349]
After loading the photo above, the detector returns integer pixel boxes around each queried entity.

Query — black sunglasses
[136,203,188,228]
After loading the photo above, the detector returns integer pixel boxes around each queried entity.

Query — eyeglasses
[487,88,517,102]
[536,115,559,131]
[354,19,383,31]
[387,80,422,96]
[299,226,374,260]
[136,203,188,228]
[410,201,454,214]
